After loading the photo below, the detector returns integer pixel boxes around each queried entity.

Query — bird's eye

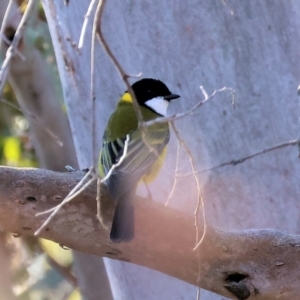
[147,89,156,97]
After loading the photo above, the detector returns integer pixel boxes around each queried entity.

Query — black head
[130,78,180,106]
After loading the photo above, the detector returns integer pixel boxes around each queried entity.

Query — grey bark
[1,166,300,299]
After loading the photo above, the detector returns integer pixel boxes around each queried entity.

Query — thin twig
[35,168,95,217]
[35,174,96,236]
[221,0,235,15]
[100,134,130,181]
[0,0,37,96]
[199,85,208,99]
[91,1,97,167]
[0,33,26,60]
[0,0,14,52]
[94,0,143,123]
[46,255,77,287]
[96,134,130,223]
[196,286,201,300]
[170,122,207,250]
[0,0,63,146]
[297,85,300,157]
[34,168,96,235]
[96,177,101,223]
[180,139,300,177]
[196,252,202,300]
[143,178,153,199]
[143,87,235,127]
[94,0,159,157]
[78,0,98,49]
[165,140,180,206]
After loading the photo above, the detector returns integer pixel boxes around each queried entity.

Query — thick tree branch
[1,166,300,299]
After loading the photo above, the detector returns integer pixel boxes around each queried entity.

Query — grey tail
[110,190,135,243]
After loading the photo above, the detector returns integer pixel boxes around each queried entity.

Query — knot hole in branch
[224,272,252,300]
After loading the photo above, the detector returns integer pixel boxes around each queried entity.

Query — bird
[99,78,180,242]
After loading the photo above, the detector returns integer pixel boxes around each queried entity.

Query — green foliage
[0,85,38,167]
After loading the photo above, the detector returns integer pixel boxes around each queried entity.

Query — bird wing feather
[100,127,170,199]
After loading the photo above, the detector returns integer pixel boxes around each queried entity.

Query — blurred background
[0,1,79,299]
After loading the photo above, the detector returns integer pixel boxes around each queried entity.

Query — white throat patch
[145,97,169,116]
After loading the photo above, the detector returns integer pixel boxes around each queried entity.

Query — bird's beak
[164,94,180,101]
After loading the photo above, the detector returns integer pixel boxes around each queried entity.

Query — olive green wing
[100,127,170,199]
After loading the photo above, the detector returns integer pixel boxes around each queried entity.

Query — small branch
[221,0,235,16]
[35,168,94,216]
[297,86,300,157]
[78,0,98,49]
[35,135,130,236]
[94,0,143,122]
[143,87,235,127]
[34,167,96,235]
[170,122,207,250]
[94,0,160,158]
[0,0,37,96]
[99,135,130,182]
[0,0,14,52]
[0,33,26,60]
[165,140,180,206]
[91,0,98,167]
[180,138,300,177]
[46,255,77,287]
[97,134,130,228]
[1,166,300,299]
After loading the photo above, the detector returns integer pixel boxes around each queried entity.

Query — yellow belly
[142,146,167,183]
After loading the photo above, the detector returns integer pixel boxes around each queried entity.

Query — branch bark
[1,166,300,300]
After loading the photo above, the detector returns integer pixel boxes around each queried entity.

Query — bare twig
[0,33,26,60]
[0,0,14,52]
[0,0,63,147]
[170,122,207,250]
[35,176,97,235]
[143,87,235,127]
[199,85,208,99]
[96,134,130,224]
[0,0,37,96]
[96,177,102,223]
[196,286,201,300]
[143,178,153,199]
[221,0,235,15]
[94,0,142,121]
[78,0,98,49]
[91,0,98,167]
[35,168,95,216]
[34,167,96,235]
[165,140,180,206]
[180,138,300,177]
[297,85,300,157]
[100,134,130,182]
[46,255,77,287]
[93,0,159,157]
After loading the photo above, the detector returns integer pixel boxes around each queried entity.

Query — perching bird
[99,78,180,242]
